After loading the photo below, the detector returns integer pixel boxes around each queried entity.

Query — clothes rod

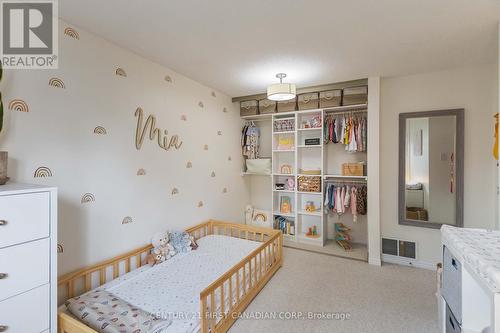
[325,109,367,115]
[324,180,367,184]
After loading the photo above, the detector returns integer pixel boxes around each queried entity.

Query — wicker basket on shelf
[297,176,321,192]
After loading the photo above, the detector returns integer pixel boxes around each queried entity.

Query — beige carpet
[230,247,439,333]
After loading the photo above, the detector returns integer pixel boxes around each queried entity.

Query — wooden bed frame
[57,220,283,333]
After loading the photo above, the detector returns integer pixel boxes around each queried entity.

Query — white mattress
[98,234,261,333]
[441,225,500,292]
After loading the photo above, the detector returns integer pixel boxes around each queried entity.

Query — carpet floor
[229,247,439,333]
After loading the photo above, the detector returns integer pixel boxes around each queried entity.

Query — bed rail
[57,219,282,333]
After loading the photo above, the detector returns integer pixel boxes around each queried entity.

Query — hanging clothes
[323,112,367,153]
[356,185,368,215]
[241,122,260,159]
[324,182,367,222]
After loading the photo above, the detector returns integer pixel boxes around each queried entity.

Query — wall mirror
[399,109,464,229]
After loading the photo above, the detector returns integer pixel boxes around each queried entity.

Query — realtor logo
[1,0,58,69]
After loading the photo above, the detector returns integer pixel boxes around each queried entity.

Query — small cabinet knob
[0,273,7,279]
[0,220,6,226]
[0,325,8,332]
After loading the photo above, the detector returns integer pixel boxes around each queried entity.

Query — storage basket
[298,93,319,110]
[273,118,295,132]
[319,90,342,108]
[298,175,321,193]
[342,162,365,176]
[342,86,368,106]
[240,100,258,116]
[258,98,276,114]
[277,98,297,113]
[406,207,428,221]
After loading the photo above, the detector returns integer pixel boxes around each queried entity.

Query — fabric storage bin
[298,93,319,110]
[342,86,368,105]
[258,98,276,114]
[319,90,342,108]
[246,158,271,174]
[240,100,258,116]
[277,98,297,112]
[274,118,295,132]
[298,176,321,192]
[442,246,462,325]
[342,162,365,176]
[406,207,428,221]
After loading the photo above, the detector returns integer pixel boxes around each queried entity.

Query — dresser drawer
[0,284,50,333]
[0,238,49,301]
[0,192,50,248]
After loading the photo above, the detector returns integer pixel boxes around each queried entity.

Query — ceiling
[60,0,500,97]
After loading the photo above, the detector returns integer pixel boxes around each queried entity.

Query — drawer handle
[0,273,7,279]
[0,220,6,226]
[0,325,7,332]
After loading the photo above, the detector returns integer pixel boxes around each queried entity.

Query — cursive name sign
[135,107,183,151]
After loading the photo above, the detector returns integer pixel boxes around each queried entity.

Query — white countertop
[442,225,500,293]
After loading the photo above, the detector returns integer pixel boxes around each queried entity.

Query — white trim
[382,254,436,270]
[369,257,382,266]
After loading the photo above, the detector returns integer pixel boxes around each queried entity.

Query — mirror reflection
[405,115,457,225]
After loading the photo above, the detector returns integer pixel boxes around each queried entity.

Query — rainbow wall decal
[137,168,146,176]
[81,193,95,204]
[223,187,228,193]
[115,67,127,77]
[212,91,216,97]
[198,101,204,108]
[203,144,208,150]
[217,131,222,136]
[165,75,172,83]
[64,27,80,40]
[8,99,29,112]
[171,188,179,195]
[186,161,192,168]
[48,77,66,89]
[253,213,267,222]
[198,201,204,208]
[181,115,187,121]
[228,156,232,161]
[223,107,228,113]
[57,244,64,253]
[122,216,133,224]
[93,126,107,135]
[34,166,52,178]
[211,171,216,178]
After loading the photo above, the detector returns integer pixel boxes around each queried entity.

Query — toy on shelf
[277,136,294,150]
[286,178,295,190]
[335,223,352,251]
[306,225,320,238]
[280,196,292,214]
[304,201,318,213]
[280,164,293,174]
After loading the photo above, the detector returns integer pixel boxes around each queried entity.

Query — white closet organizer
[241,79,379,263]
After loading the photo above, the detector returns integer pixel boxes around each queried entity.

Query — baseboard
[368,256,382,266]
[382,254,436,270]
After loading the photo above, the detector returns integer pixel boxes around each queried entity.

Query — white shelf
[272,149,295,152]
[273,212,295,218]
[297,234,323,243]
[241,172,272,176]
[273,131,295,134]
[240,104,367,121]
[323,103,368,112]
[297,145,322,148]
[273,173,296,177]
[297,127,322,131]
[241,114,272,121]
[297,191,322,195]
[273,189,295,193]
[297,173,321,177]
[298,210,322,216]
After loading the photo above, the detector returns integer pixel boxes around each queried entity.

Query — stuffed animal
[146,231,176,265]
[169,231,198,253]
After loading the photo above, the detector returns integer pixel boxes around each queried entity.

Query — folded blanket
[66,289,171,333]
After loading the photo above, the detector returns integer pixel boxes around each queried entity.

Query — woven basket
[298,176,321,192]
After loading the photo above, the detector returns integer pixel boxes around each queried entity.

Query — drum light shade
[267,73,296,101]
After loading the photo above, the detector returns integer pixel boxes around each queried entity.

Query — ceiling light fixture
[267,73,296,101]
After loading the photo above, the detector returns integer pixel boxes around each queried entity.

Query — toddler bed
[58,220,283,333]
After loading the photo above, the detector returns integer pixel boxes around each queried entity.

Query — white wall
[380,64,498,265]
[0,21,248,275]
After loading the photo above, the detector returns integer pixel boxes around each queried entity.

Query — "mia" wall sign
[135,107,183,151]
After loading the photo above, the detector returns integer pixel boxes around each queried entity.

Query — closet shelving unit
[242,96,371,261]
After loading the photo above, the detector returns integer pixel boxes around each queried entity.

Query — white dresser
[0,183,57,333]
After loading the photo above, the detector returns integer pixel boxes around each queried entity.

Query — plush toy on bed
[146,232,176,266]
[169,231,198,253]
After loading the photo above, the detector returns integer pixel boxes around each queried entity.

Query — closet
[239,79,380,264]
